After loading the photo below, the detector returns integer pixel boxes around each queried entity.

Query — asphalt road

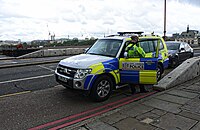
[0,63,58,96]
[0,62,151,130]
[0,56,68,67]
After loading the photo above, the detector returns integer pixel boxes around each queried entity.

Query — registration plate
[58,75,68,82]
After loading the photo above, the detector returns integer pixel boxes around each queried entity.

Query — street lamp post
[164,0,167,40]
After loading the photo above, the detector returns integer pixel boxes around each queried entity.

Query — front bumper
[55,71,92,90]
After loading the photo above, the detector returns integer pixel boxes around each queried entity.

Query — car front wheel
[90,75,113,102]
[171,57,179,68]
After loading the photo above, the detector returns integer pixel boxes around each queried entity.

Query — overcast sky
[0,0,200,41]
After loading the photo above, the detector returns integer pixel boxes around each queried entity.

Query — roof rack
[117,31,144,36]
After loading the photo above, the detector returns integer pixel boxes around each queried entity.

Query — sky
[0,0,200,41]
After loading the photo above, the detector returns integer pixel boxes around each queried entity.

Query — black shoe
[130,87,136,94]
[140,85,148,93]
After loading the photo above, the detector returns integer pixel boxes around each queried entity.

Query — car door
[158,39,169,68]
[119,40,158,85]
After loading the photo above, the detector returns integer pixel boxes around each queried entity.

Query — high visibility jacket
[125,44,145,58]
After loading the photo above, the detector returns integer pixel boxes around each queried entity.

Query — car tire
[172,57,179,68]
[90,75,113,102]
[157,64,163,81]
[190,53,194,58]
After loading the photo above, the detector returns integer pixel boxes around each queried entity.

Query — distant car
[166,41,194,68]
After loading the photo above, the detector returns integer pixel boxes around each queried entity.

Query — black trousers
[130,84,147,94]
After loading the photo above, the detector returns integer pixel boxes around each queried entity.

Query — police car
[55,32,169,101]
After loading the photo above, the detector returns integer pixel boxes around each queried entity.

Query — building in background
[172,25,200,44]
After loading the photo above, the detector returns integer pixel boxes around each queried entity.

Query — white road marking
[0,74,54,84]
[37,65,55,72]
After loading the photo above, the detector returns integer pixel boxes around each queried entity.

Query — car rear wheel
[157,64,163,81]
[190,53,194,58]
[90,75,113,102]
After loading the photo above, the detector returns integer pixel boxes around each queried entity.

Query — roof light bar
[117,31,144,36]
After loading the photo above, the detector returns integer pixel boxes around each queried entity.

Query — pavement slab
[179,110,200,121]
[113,117,156,130]
[120,104,154,117]
[70,126,88,130]
[181,83,200,93]
[142,98,182,114]
[136,112,160,121]
[155,93,191,105]
[150,109,167,116]
[153,128,164,130]
[190,122,200,130]
[181,97,200,114]
[85,121,117,130]
[99,111,128,125]
[151,113,198,130]
[166,89,198,99]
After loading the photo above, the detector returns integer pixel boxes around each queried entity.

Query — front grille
[57,64,77,78]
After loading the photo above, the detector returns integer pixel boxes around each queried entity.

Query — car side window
[153,40,164,51]
[140,40,155,53]
[159,40,164,50]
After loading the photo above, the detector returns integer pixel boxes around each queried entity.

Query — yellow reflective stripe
[109,69,120,84]
[90,63,120,84]
[139,70,157,84]
[119,58,140,69]
[89,63,104,74]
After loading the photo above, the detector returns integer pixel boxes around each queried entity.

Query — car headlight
[74,68,92,79]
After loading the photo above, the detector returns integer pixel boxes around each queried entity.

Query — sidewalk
[65,76,200,130]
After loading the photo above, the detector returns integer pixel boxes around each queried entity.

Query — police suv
[55,32,169,101]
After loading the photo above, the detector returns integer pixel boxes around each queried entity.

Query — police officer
[125,35,147,94]
[125,35,145,58]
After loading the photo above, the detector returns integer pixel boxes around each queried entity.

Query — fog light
[75,81,82,88]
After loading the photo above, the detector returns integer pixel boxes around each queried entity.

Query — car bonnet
[59,54,114,69]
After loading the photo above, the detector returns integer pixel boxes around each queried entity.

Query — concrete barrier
[17,48,86,59]
[154,56,200,91]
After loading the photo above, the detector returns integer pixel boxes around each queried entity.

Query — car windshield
[166,42,180,50]
[87,39,123,57]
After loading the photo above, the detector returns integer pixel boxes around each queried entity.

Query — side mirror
[124,52,128,58]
